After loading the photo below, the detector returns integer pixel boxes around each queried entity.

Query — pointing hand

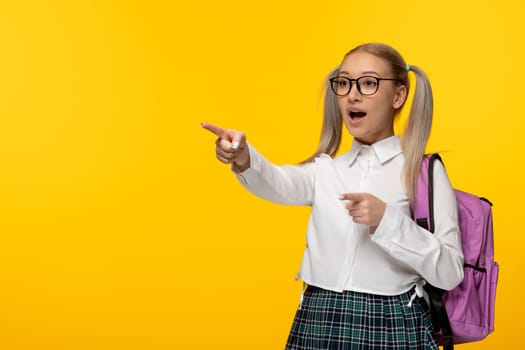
[201,122,250,171]
[340,193,386,226]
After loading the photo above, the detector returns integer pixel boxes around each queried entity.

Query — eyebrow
[339,70,381,76]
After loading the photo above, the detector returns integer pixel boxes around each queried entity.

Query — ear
[392,85,407,110]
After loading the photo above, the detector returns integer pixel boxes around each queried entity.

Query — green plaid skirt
[285,285,437,350]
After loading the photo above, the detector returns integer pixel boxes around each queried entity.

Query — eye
[360,77,378,87]
[335,78,350,87]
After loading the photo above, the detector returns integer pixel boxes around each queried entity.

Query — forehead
[339,52,391,76]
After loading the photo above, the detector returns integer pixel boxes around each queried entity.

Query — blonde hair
[303,43,433,204]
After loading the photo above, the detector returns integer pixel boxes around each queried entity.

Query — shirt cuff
[231,143,262,185]
[370,204,403,244]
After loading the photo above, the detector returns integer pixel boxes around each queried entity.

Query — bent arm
[371,161,464,290]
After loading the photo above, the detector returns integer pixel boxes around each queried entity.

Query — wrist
[233,150,250,172]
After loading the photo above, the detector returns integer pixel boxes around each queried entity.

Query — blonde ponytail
[401,65,433,203]
[301,67,342,164]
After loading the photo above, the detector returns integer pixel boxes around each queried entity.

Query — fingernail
[339,195,345,200]
[232,141,240,150]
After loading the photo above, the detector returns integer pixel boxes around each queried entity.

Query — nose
[347,82,362,102]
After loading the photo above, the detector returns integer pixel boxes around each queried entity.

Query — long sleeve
[370,160,464,291]
[234,143,316,206]
[229,136,464,295]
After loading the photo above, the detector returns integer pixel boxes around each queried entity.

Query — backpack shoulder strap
[414,153,455,350]
[413,153,442,233]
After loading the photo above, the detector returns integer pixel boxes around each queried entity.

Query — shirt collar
[345,136,402,166]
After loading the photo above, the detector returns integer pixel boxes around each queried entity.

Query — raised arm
[202,122,315,206]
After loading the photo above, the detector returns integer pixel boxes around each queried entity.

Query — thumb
[231,133,244,151]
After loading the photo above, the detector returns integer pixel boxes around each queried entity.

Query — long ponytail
[301,67,342,164]
[401,65,433,203]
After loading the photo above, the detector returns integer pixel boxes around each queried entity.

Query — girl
[202,43,464,349]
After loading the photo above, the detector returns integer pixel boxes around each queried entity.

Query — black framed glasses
[329,76,402,96]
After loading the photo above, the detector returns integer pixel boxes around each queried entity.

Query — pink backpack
[413,154,499,350]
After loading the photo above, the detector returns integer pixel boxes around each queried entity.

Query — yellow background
[0,0,522,349]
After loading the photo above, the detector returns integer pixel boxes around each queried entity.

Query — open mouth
[349,111,367,119]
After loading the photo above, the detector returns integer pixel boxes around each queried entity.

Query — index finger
[201,122,228,139]
[339,193,364,201]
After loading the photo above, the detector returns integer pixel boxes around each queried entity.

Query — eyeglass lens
[331,76,380,96]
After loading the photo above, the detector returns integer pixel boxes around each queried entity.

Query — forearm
[371,205,464,290]
[370,161,464,290]
[234,144,315,205]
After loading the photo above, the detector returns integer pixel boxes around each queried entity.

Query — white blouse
[235,136,464,296]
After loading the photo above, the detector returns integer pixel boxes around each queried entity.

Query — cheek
[367,98,396,124]
[384,90,400,109]
[376,106,396,125]
[371,95,396,113]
